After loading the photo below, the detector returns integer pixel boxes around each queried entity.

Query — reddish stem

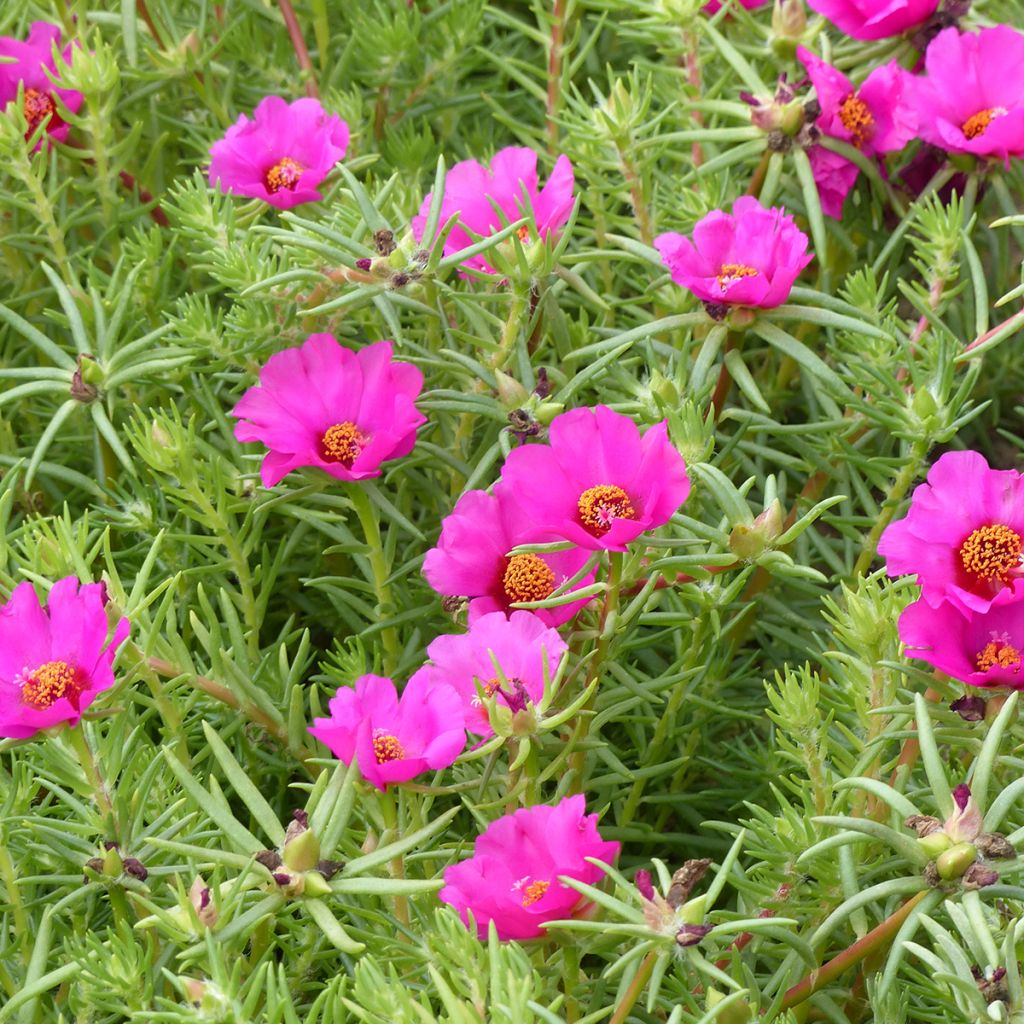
[546,0,567,150]
[278,0,319,98]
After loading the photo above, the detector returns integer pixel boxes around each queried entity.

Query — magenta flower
[496,406,690,552]
[0,578,130,740]
[908,26,1024,162]
[797,47,916,218]
[208,96,349,209]
[423,489,596,627]
[899,597,1024,690]
[878,451,1024,615]
[308,674,465,791]
[412,146,575,273]
[0,22,83,149]
[655,197,812,310]
[805,0,938,39]
[232,334,426,487]
[412,611,567,737]
[440,794,620,940]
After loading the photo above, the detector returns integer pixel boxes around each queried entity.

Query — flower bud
[706,988,753,1024]
[917,832,952,858]
[650,371,680,408]
[936,842,978,880]
[495,371,530,408]
[771,0,806,54]
[535,401,565,426]
[635,869,656,901]
[730,500,784,560]
[944,784,983,844]
[282,828,320,872]
[190,877,217,927]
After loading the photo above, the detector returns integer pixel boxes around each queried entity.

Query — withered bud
[962,863,1000,889]
[284,809,309,845]
[675,923,712,947]
[667,859,711,910]
[70,354,99,403]
[975,832,1016,859]
[534,367,551,399]
[702,301,730,321]
[373,229,397,256]
[272,872,292,886]
[123,857,148,881]
[390,272,411,289]
[317,859,344,880]
[83,857,105,881]
[766,130,792,152]
[255,850,283,871]
[951,694,986,721]
[905,814,943,838]
[355,258,372,271]
[441,595,467,616]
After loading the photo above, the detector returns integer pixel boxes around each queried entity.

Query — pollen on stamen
[716,263,759,289]
[959,523,1023,583]
[23,88,56,137]
[265,156,304,194]
[521,879,550,906]
[372,730,405,764]
[962,107,1008,140]
[503,554,555,605]
[975,640,1022,673]
[516,224,530,242]
[578,484,637,536]
[838,93,874,148]
[320,421,368,468]
[20,660,82,710]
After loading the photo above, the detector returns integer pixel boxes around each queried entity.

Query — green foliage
[3,0,1024,1021]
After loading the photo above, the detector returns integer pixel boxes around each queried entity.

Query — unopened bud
[190,877,217,927]
[706,987,753,1024]
[635,869,655,901]
[771,0,806,40]
[495,371,530,408]
[534,401,565,426]
[937,842,978,880]
[912,387,939,421]
[282,827,320,872]
[730,499,784,560]
[918,832,952,858]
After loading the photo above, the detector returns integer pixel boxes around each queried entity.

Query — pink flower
[703,0,768,12]
[308,674,465,791]
[805,0,938,40]
[0,578,130,740]
[0,22,83,149]
[797,47,916,218]
[412,146,575,273]
[496,406,691,552]
[878,451,1024,615]
[208,96,349,209]
[655,197,812,310]
[423,489,596,627]
[440,794,620,940]
[232,335,426,487]
[908,26,1024,162]
[899,597,1024,690]
[412,611,567,737]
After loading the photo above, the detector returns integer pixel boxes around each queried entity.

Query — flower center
[962,107,1008,140]
[716,263,759,289]
[838,93,874,148]
[264,156,304,193]
[24,88,57,138]
[959,524,1023,582]
[516,225,530,242]
[503,553,555,605]
[578,484,637,536]
[975,639,1022,673]
[372,730,405,764]
[20,660,82,710]
[320,421,368,467]
[521,879,550,906]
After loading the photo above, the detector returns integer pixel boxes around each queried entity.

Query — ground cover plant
[4,0,1024,1020]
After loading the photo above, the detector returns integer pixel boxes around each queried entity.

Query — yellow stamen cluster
[372,732,405,764]
[23,88,56,136]
[521,879,550,906]
[839,94,874,148]
[962,107,1007,140]
[959,524,1023,582]
[321,421,367,467]
[503,554,555,605]
[975,640,1022,673]
[716,263,759,289]
[265,156,304,193]
[578,484,636,536]
[21,660,80,710]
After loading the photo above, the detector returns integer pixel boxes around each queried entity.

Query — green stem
[852,436,930,577]
[349,484,400,673]
[569,551,623,792]
[378,789,410,927]
[67,724,116,837]
[490,287,531,375]
[12,151,71,282]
